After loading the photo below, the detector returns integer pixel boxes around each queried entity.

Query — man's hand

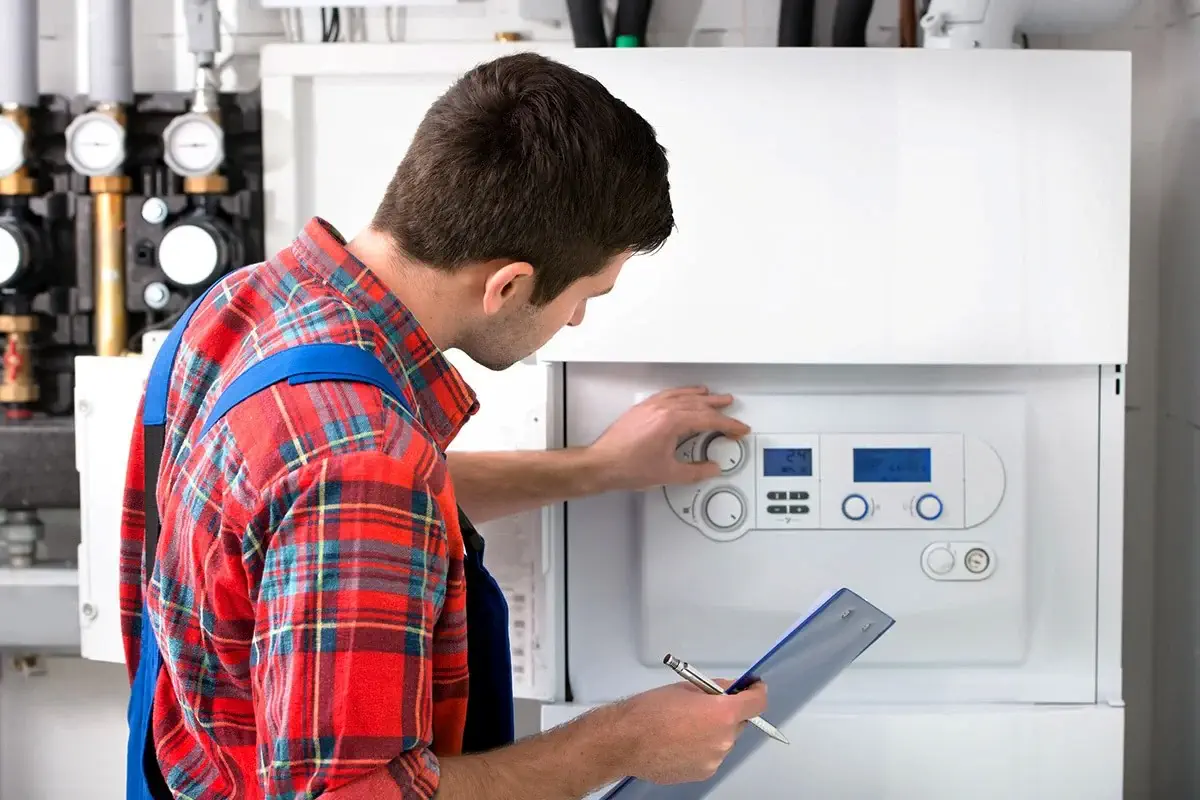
[588,386,750,493]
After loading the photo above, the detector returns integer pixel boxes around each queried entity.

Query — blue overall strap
[128,277,230,800]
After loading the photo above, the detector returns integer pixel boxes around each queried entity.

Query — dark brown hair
[371,52,674,305]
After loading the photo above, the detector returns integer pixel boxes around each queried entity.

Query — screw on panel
[77,399,91,415]
[81,602,98,621]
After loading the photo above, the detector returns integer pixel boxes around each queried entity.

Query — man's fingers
[683,407,750,438]
[654,386,710,401]
[683,461,722,481]
[698,393,735,409]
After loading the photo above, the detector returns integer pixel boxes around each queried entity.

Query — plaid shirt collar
[289,216,479,449]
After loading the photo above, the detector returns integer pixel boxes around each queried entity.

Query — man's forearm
[437,701,632,800]
[447,449,619,523]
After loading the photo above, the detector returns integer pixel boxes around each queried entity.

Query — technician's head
[369,52,674,370]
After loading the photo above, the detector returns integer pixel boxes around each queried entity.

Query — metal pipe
[88,0,134,106]
[93,174,128,357]
[0,0,38,107]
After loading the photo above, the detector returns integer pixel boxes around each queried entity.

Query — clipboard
[599,587,895,800]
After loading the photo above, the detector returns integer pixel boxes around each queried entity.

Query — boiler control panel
[664,431,1005,544]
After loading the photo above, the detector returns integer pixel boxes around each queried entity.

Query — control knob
[841,494,870,521]
[703,489,746,530]
[702,434,745,473]
[915,493,943,521]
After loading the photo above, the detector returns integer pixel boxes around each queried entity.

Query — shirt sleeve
[250,449,449,798]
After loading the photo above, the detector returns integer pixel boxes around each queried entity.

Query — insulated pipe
[832,0,875,46]
[778,0,817,46]
[0,0,38,107]
[566,0,607,47]
[88,0,134,106]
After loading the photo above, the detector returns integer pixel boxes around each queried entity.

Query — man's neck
[346,228,462,351]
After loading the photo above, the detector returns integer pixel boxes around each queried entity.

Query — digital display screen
[853,447,932,483]
[762,448,813,477]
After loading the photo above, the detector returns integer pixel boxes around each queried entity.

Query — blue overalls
[126,271,515,799]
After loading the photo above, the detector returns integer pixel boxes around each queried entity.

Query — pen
[662,654,790,745]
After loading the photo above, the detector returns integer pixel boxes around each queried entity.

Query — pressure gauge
[65,111,126,177]
[0,116,26,179]
[0,223,25,287]
[162,113,225,178]
[158,222,225,287]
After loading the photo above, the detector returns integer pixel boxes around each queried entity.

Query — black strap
[457,505,486,554]
[143,424,166,577]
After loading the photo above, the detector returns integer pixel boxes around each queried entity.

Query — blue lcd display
[853,448,932,483]
[762,448,813,477]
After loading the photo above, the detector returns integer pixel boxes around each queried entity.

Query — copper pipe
[90,108,130,358]
[900,0,918,46]
[92,179,127,357]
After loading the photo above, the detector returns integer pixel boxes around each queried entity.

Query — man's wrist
[571,444,628,496]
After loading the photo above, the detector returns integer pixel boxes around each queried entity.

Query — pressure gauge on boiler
[0,116,26,179]
[162,113,225,178]
[65,111,126,177]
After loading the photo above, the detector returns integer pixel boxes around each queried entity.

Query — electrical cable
[777,0,816,46]
[832,0,875,47]
[321,7,341,42]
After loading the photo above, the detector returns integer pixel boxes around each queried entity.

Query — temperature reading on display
[762,448,813,477]
[853,447,932,483]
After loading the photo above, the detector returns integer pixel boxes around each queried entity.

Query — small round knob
[915,493,943,521]
[841,494,870,521]
[702,434,745,473]
[925,546,955,575]
[704,489,746,530]
[964,548,991,574]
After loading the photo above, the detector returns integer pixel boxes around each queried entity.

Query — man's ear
[481,261,535,316]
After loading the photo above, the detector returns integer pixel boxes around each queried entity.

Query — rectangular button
[767,491,787,501]
[767,505,787,514]
[788,491,809,500]
[789,505,810,514]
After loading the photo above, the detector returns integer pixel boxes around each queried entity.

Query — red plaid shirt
[119,218,479,799]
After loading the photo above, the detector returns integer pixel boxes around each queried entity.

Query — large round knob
[703,489,746,530]
[915,493,943,521]
[925,546,955,575]
[841,494,870,521]
[702,434,745,473]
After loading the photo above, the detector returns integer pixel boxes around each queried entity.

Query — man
[120,52,765,799]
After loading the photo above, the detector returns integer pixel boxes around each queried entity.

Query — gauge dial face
[158,224,221,287]
[0,117,26,178]
[66,113,125,176]
[0,226,24,286]
[163,114,224,177]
